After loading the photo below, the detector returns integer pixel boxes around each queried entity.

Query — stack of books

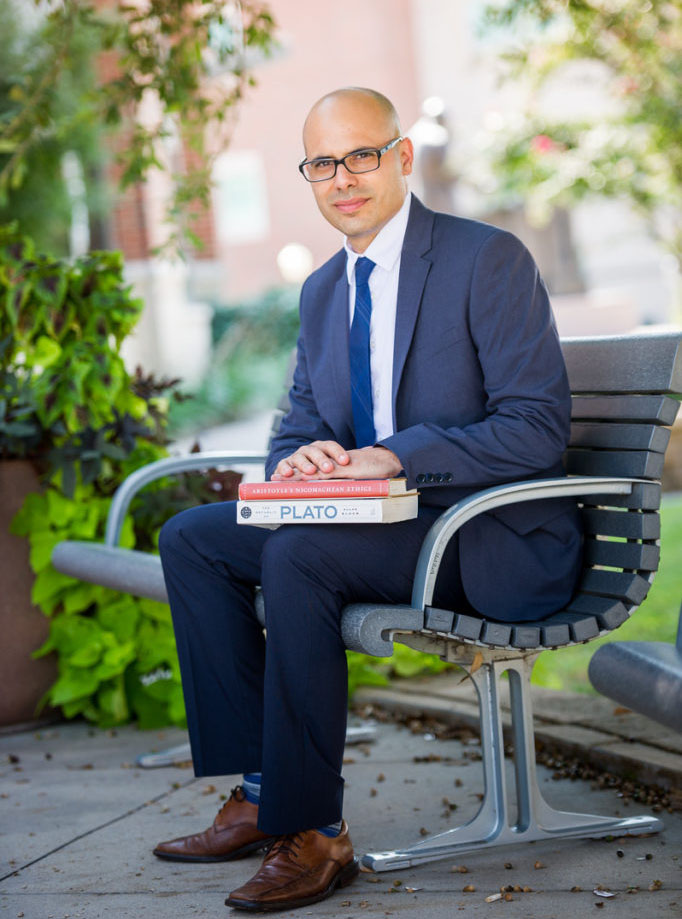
[236,477,418,526]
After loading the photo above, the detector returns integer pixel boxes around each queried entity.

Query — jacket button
[434,473,443,483]
[416,474,425,484]
[424,473,434,483]
[444,472,453,483]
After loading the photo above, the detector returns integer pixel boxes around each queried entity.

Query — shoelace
[267,832,304,862]
[216,785,245,818]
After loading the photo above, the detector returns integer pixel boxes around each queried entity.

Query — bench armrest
[105,450,268,546]
[411,476,643,609]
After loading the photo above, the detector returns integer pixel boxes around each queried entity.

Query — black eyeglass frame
[298,136,404,182]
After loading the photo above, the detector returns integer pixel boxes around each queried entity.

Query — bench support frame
[362,642,662,871]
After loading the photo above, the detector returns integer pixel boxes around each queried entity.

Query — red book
[238,477,412,500]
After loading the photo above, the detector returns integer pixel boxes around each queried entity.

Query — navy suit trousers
[158,500,465,835]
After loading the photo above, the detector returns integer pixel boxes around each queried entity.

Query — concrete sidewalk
[354,673,682,802]
[1,713,680,919]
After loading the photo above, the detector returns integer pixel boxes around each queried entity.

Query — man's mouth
[333,197,368,214]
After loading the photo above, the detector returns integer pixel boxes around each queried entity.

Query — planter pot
[0,459,57,727]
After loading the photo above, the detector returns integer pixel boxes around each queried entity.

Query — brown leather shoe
[225,820,359,911]
[153,786,275,862]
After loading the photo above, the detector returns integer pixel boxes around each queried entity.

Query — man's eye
[311,159,334,172]
[353,150,374,160]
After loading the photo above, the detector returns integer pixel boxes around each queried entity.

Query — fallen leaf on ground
[405,887,422,893]
[463,884,476,892]
[648,880,662,891]
[593,889,615,898]
[202,784,216,795]
[485,893,502,902]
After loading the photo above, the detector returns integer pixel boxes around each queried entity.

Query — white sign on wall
[213,150,270,244]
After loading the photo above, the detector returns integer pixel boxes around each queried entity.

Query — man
[154,88,582,912]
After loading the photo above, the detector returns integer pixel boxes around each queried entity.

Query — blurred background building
[95,0,677,390]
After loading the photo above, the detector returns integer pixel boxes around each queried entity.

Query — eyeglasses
[298,136,403,183]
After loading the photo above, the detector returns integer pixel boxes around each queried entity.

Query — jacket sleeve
[377,230,571,490]
[265,329,337,480]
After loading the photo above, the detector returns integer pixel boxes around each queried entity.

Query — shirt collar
[344,192,412,283]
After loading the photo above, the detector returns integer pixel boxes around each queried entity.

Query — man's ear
[400,137,414,177]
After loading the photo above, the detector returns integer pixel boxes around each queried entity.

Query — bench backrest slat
[581,508,660,540]
[566,450,664,479]
[569,422,670,453]
[571,394,680,425]
[563,333,682,394]
[584,538,660,571]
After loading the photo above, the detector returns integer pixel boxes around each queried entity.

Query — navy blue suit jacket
[267,196,582,621]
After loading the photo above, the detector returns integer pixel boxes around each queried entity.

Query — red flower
[530,134,558,154]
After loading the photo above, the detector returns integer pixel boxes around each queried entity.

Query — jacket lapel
[392,197,435,417]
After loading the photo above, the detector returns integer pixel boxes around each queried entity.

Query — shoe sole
[153,837,275,863]
[225,856,360,911]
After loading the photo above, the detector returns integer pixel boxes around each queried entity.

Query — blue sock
[316,819,343,837]
[242,772,262,804]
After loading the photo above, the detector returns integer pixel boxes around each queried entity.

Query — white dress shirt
[344,192,412,442]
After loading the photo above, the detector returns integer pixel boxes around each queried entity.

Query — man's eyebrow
[309,144,377,161]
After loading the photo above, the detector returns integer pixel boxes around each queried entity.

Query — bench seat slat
[571,394,680,425]
[584,538,660,571]
[450,612,484,642]
[542,611,600,642]
[510,625,542,649]
[566,449,664,479]
[581,508,661,540]
[569,423,670,453]
[480,621,512,646]
[579,569,652,604]
[566,594,630,630]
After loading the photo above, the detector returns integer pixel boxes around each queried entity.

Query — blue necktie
[349,257,376,448]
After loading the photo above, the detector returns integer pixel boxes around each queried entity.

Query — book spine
[237,498,387,524]
[238,481,391,500]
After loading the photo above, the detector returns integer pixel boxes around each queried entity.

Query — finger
[317,441,350,466]
[300,443,340,473]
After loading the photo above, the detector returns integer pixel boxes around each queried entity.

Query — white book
[236,493,418,526]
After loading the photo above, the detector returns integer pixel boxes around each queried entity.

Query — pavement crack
[0,775,197,884]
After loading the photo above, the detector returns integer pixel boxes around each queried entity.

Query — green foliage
[0,227,160,493]
[0,0,106,254]
[1,229,241,727]
[346,645,452,699]
[478,0,682,261]
[0,0,277,255]
[533,495,682,693]
[168,286,301,435]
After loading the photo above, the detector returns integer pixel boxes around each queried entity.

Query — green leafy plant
[0,0,277,255]
[2,228,243,727]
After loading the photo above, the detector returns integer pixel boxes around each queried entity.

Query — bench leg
[135,725,377,768]
[362,653,662,872]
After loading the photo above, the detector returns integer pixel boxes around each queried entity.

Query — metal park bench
[52,331,682,870]
[588,601,682,732]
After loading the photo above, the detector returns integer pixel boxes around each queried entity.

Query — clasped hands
[271,441,402,481]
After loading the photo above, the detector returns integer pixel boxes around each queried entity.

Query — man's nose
[333,162,357,190]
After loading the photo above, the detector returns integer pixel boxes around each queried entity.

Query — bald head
[300,86,413,253]
[303,88,401,149]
